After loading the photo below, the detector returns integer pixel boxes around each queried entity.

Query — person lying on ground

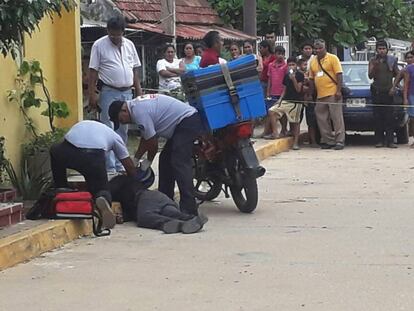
[109,175,208,234]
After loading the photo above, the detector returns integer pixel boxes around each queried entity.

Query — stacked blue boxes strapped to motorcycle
[181,54,267,130]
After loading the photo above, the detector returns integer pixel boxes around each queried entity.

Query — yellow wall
[0,7,82,167]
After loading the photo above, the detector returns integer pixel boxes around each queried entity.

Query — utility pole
[279,0,291,51]
[160,0,176,48]
[243,0,257,36]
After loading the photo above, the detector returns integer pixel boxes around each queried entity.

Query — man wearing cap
[88,15,143,172]
[49,120,137,229]
[109,94,206,216]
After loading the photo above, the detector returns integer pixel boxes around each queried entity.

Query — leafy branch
[8,60,70,135]
[208,0,414,48]
[0,0,76,59]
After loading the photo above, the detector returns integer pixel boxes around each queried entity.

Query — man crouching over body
[109,94,207,216]
[109,175,208,234]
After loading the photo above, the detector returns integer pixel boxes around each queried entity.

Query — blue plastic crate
[188,79,266,130]
[185,54,257,78]
[182,55,266,130]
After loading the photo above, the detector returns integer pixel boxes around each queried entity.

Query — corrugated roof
[127,21,170,35]
[127,22,255,41]
[176,24,254,41]
[114,0,222,25]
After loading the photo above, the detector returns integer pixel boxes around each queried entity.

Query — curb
[255,137,293,162]
[0,137,295,271]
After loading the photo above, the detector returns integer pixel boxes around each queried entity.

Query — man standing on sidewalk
[368,40,399,148]
[309,39,345,150]
[299,41,318,147]
[88,15,143,171]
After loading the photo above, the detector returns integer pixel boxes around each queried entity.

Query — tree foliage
[209,0,414,48]
[0,0,76,59]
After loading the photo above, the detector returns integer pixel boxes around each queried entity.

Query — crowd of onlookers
[155,34,341,151]
[155,33,414,151]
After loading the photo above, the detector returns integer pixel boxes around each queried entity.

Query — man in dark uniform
[368,40,399,148]
[109,94,206,216]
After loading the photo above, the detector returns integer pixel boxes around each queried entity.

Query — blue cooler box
[181,55,266,130]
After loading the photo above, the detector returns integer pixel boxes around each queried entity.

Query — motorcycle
[193,121,266,213]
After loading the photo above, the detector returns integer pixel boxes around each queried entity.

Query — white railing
[274,35,289,57]
[258,35,290,57]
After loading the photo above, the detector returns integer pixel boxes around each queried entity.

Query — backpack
[26,188,110,237]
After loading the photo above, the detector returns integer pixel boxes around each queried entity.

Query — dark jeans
[158,113,205,215]
[50,140,111,203]
[372,92,394,145]
[136,190,193,230]
[305,103,317,128]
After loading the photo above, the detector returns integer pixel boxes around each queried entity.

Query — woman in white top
[156,44,184,91]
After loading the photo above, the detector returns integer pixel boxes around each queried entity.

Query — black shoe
[333,143,344,150]
[162,220,183,234]
[320,143,334,149]
[181,216,205,234]
[387,143,398,149]
[198,212,209,225]
[181,207,199,216]
[95,197,116,230]
[375,143,384,148]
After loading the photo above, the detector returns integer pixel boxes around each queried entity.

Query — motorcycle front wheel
[230,172,258,213]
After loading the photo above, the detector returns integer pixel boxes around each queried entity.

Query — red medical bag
[53,191,94,219]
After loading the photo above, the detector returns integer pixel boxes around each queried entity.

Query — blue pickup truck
[340,61,409,144]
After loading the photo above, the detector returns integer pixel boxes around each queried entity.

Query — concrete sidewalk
[0,136,295,271]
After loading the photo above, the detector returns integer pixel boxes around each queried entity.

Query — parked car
[310,61,409,144]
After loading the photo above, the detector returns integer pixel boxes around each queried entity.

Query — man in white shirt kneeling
[49,120,137,230]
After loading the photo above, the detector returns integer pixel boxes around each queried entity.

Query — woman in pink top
[262,46,287,137]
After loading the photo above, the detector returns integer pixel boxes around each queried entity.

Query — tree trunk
[243,0,257,37]
[279,0,291,52]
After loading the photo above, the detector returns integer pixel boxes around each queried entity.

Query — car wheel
[396,124,409,144]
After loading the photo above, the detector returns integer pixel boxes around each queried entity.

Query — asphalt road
[1,137,414,311]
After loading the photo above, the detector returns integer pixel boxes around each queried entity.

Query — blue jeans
[99,86,132,172]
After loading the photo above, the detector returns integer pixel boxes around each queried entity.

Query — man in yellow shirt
[309,39,345,150]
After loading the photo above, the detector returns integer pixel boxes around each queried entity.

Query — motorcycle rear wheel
[230,173,258,213]
[193,156,222,201]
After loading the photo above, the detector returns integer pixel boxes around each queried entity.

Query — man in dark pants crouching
[109,175,207,233]
[109,94,206,216]
[50,120,137,229]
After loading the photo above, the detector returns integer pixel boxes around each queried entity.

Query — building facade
[0,8,83,167]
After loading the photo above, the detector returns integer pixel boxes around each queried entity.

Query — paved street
[1,138,414,311]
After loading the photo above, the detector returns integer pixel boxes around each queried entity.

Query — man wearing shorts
[266,57,304,150]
